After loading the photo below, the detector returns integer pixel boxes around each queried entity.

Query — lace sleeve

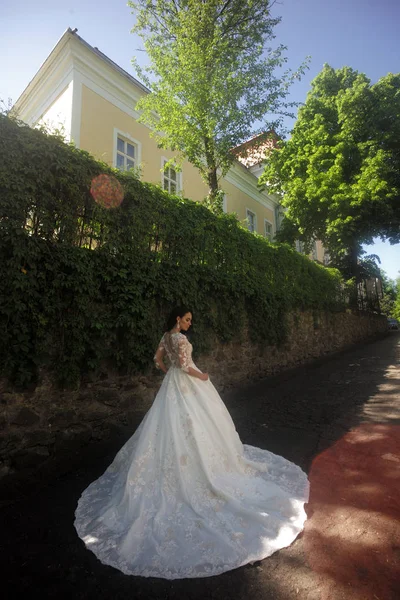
[178,335,190,373]
[153,334,166,369]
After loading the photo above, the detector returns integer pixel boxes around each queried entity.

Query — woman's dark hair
[166,306,192,331]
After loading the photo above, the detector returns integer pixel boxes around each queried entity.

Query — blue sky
[1,0,399,279]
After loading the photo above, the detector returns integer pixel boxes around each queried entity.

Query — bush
[0,115,345,386]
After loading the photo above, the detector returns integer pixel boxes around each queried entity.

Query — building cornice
[70,53,142,120]
[13,38,73,124]
[70,29,149,95]
[224,162,278,212]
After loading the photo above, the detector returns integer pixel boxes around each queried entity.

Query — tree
[379,272,398,317]
[390,276,400,321]
[260,65,400,277]
[128,0,308,212]
[0,98,13,116]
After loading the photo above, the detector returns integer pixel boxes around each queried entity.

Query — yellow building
[13,27,325,262]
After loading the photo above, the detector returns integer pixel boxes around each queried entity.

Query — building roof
[232,131,279,168]
[68,28,150,95]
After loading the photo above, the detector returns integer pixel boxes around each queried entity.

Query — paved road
[1,332,399,600]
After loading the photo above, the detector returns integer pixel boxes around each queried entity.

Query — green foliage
[0,98,13,116]
[129,0,308,210]
[0,115,344,387]
[380,273,397,317]
[260,65,400,276]
[389,277,400,320]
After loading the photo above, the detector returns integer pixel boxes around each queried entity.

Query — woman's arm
[178,336,208,380]
[154,347,168,374]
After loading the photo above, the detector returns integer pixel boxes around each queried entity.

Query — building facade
[13,28,325,262]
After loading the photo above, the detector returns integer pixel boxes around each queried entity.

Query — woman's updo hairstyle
[166,306,192,331]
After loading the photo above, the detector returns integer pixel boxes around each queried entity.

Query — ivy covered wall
[0,115,345,387]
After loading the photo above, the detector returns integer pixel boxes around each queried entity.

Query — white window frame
[161,157,182,194]
[264,219,273,241]
[113,128,141,173]
[246,208,257,233]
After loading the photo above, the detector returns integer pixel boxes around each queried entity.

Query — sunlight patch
[83,535,99,545]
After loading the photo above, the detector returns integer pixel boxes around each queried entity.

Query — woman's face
[178,312,192,331]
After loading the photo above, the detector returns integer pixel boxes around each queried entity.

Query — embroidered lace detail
[154,332,194,374]
[177,335,191,372]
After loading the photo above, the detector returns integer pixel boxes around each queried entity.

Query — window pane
[163,178,169,190]
[117,137,125,153]
[126,143,135,158]
[127,159,135,170]
[116,153,125,169]
[247,211,255,232]
[170,168,176,182]
[170,182,176,194]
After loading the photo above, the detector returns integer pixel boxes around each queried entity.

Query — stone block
[48,410,77,429]
[0,432,23,454]
[10,407,41,427]
[2,392,25,405]
[76,401,113,423]
[95,388,121,406]
[76,391,94,403]
[22,429,55,447]
[54,424,92,453]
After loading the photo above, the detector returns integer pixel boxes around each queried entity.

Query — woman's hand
[187,367,209,381]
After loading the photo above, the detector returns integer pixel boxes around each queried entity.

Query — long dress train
[74,331,309,579]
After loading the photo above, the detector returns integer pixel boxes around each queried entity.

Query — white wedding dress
[74,332,309,579]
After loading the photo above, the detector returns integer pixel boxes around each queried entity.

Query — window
[162,159,181,194]
[116,136,136,171]
[113,129,141,174]
[246,209,257,233]
[295,240,305,254]
[222,193,227,213]
[264,219,273,241]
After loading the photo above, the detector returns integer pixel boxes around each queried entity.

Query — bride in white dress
[74,307,309,579]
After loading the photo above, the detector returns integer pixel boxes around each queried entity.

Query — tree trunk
[204,136,222,214]
[207,168,219,200]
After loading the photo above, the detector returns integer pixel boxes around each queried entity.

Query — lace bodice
[154,332,193,372]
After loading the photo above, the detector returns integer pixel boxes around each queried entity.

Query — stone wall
[0,309,387,500]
